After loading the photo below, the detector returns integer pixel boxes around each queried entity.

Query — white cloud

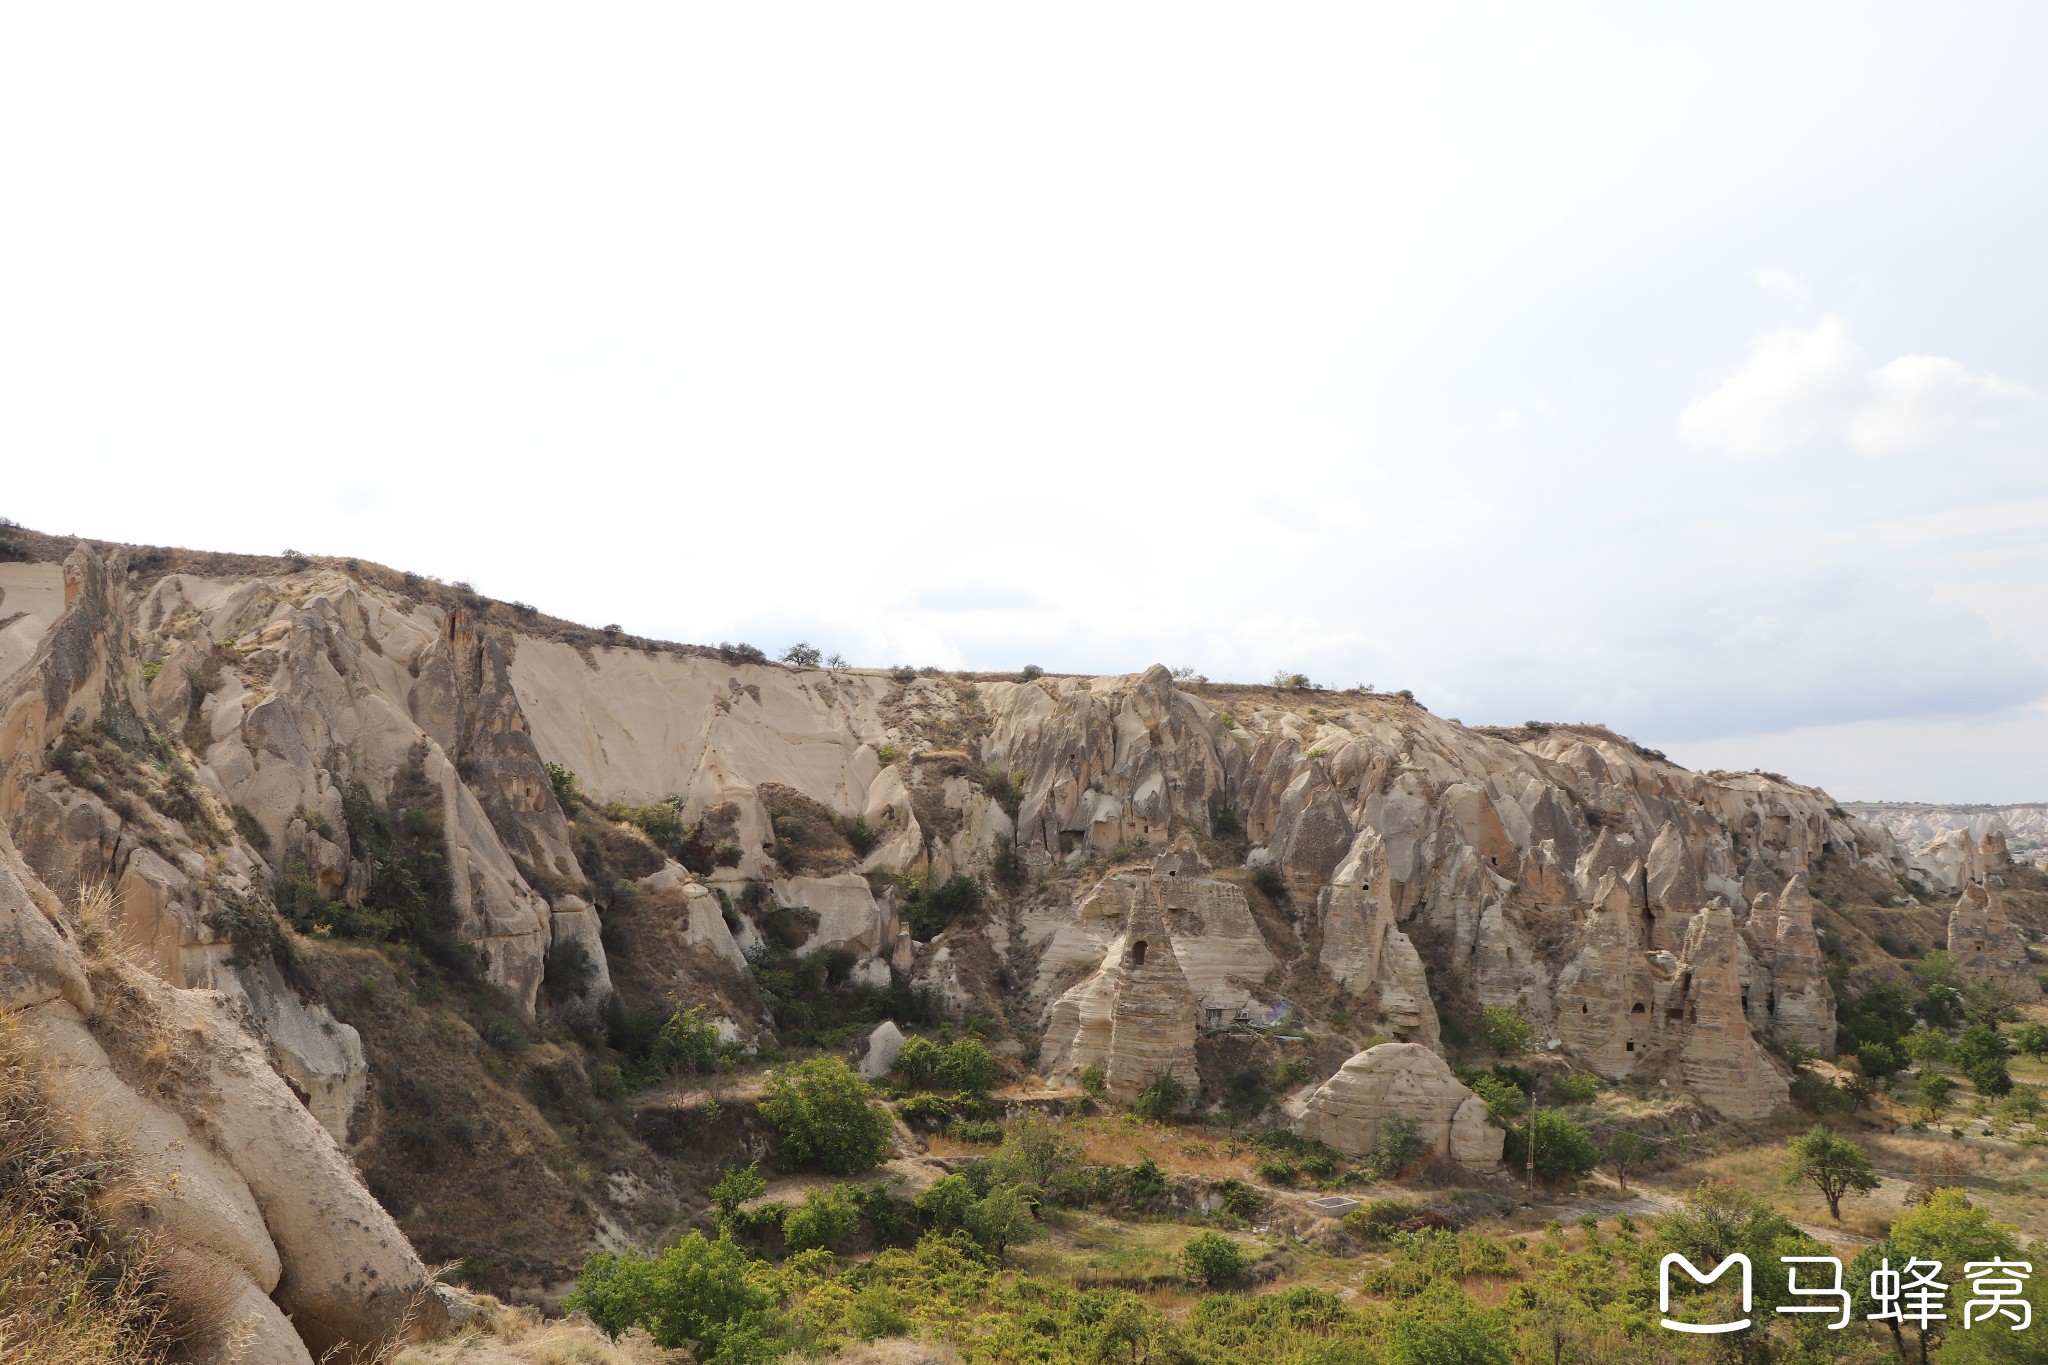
[1496,406,1525,431]
[1679,315,2030,458]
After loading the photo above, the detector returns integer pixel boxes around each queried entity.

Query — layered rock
[0,830,439,1361]
[1039,873,1201,1105]
[1745,875,1836,1053]
[1552,870,1665,1078]
[1295,1042,1502,1167]
[1948,885,2042,1001]
[1678,906,1790,1121]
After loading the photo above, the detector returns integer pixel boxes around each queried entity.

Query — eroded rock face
[1748,875,1836,1053]
[1039,874,1201,1105]
[1948,885,2042,1001]
[0,831,437,1361]
[1678,907,1790,1122]
[1295,1042,1502,1167]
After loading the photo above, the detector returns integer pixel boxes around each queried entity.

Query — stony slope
[4,522,2042,1331]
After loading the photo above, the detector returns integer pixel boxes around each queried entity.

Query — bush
[1182,1232,1249,1287]
[781,1185,862,1251]
[1501,1111,1599,1180]
[938,1039,998,1094]
[545,762,582,816]
[569,1233,770,1360]
[1856,1041,1906,1079]
[1479,1003,1534,1057]
[1256,1157,1299,1186]
[759,1058,894,1173]
[1212,807,1243,839]
[1079,1066,1106,1099]
[1789,1074,1849,1114]
[1132,1068,1188,1120]
[901,873,985,941]
[1548,1070,1598,1104]
[844,813,878,857]
[1368,1115,1430,1179]
[1251,866,1287,902]
[653,1004,729,1076]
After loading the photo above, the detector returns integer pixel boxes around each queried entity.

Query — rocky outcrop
[1948,885,2042,1001]
[1295,1042,1502,1167]
[0,831,439,1361]
[1678,906,1790,1122]
[1751,875,1836,1053]
[1039,873,1201,1105]
[1552,870,1664,1078]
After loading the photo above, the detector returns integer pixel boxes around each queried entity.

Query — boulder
[1296,1043,1502,1167]
[856,1020,906,1080]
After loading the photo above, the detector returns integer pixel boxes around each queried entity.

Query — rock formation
[1038,872,1201,1105]
[1743,875,1836,1053]
[1678,906,1790,1121]
[1948,884,2042,1001]
[1295,1042,1502,1167]
[0,830,440,1361]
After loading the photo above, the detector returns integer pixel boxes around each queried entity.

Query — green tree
[1783,1124,1880,1219]
[893,1036,943,1087]
[759,1057,893,1173]
[1904,1027,1952,1066]
[1502,1111,1599,1180]
[2011,1020,2048,1061]
[1656,1180,1826,1340]
[710,1162,766,1229]
[1390,1289,1511,1365]
[569,1232,770,1360]
[653,1004,726,1075]
[781,1184,861,1251]
[1918,1071,1957,1118]
[1857,1040,1906,1079]
[1599,1131,1658,1194]
[1853,1190,2037,1363]
[938,1038,998,1094]
[1181,1232,1249,1287]
[1479,1002,1534,1057]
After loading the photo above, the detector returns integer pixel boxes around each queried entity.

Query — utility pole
[1524,1084,1537,1202]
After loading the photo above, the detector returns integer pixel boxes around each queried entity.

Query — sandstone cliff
[3,526,2002,1300]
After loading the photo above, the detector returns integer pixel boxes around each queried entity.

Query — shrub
[1789,1074,1849,1114]
[948,1118,1004,1144]
[1019,665,1044,681]
[938,1039,998,1094]
[895,1037,944,1086]
[480,1016,528,1054]
[542,938,597,1003]
[900,873,985,941]
[844,813,878,857]
[1212,807,1243,838]
[1251,866,1287,902]
[1132,1068,1188,1120]
[1256,1157,1300,1186]
[1470,1075,1526,1123]
[653,1004,728,1076]
[569,1233,770,1360]
[1479,1003,1534,1057]
[1079,1065,1106,1099]
[759,1058,894,1173]
[545,762,582,816]
[718,642,768,665]
[1182,1232,1249,1287]
[1856,1041,1906,1079]
[1502,1111,1599,1179]
[781,1185,862,1251]
[1368,1115,1430,1179]
[1548,1070,1598,1104]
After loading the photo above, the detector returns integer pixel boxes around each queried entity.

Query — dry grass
[393,1300,681,1364]
[0,1015,233,1363]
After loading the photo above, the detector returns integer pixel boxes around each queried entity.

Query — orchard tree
[1784,1124,1880,1220]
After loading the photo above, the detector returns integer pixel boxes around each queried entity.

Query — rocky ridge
[3,525,2039,1330]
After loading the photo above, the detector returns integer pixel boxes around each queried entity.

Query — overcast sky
[5,5,2046,802]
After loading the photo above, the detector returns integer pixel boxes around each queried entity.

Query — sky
[3,4,2046,802]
